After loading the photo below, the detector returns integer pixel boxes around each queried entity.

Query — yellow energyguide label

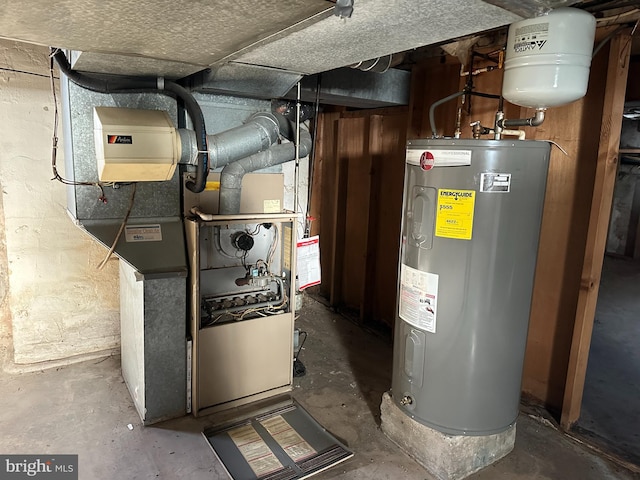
[435,189,476,240]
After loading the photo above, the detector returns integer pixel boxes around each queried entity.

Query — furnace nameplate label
[480,173,511,193]
[263,199,281,214]
[124,224,162,242]
[227,424,284,477]
[399,264,438,333]
[435,189,475,240]
[260,415,317,463]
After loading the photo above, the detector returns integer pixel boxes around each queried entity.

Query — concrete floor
[577,255,640,467]
[0,295,636,480]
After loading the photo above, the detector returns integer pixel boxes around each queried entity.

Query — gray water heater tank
[392,139,550,435]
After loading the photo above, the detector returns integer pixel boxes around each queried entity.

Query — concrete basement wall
[0,40,119,366]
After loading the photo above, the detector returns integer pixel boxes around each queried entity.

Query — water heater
[392,139,550,435]
[502,7,596,109]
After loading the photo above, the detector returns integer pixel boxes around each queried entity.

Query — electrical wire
[96,183,137,270]
[305,74,322,237]
[49,50,140,269]
[296,148,315,238]
[548,140,570,158]
[0,66,58,79]
[293,330,308,377]
[295,331,307,361]
[297,188,308,239]
[592,23,629,58]
[48,49,106,202]
[207,307,263,325]
[293,82,301,234]
[246,223,261,236]
[201,286,288,327]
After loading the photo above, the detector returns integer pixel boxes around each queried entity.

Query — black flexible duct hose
[52,49,156,91]
[52,49,209,193]
[164,82,208,192]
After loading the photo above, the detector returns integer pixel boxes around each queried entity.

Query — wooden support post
[340,117,372,310]
[560,33,632,429]
[328,119,350,307]
[361,116,384,323]
[317,112,342,300]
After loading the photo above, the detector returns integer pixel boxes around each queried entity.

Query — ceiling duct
[286,67,411,109]
[188,63,303,99]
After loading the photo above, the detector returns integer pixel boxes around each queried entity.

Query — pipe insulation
[52,48,210,193]
[219,125,313,215]
[500,109,546,128]
[429,91,465,137]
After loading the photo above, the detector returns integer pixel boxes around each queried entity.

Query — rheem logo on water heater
[406,147,472,168]
[420,151,435,171]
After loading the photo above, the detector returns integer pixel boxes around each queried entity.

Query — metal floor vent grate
[261,466,298,480]
[204,398,353,479]
[297,445,352,474]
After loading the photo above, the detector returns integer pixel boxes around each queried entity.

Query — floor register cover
[204,399,353,479]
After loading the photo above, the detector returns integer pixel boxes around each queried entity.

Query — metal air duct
[219,125,312,215]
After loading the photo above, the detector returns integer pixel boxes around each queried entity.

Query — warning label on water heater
[399,264,438,333]
[480,172,511,193]
[435,189,476,240]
